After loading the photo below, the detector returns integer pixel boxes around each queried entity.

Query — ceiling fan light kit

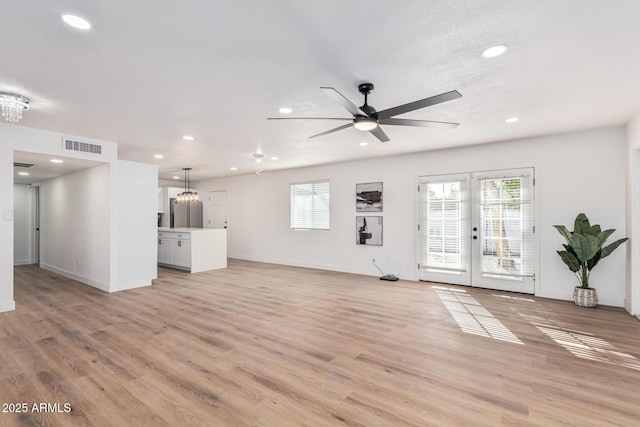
[353,116,378,131]
[268,82,461,143]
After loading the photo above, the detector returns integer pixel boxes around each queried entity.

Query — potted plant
[553,213,628,307]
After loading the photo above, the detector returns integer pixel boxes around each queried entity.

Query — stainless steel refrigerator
[172,200,203,228]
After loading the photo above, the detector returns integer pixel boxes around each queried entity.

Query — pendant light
[0,92,30,124]
[177,168,198,202]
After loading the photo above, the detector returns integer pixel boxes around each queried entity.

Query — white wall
[0,124,118,312]
[195,127,628,307]
[115,160,158,291]
[13,184,33,265]
[39,164,112,291]
[626,112,640,315]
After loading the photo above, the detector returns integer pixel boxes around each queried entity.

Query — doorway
[418,168,535,293]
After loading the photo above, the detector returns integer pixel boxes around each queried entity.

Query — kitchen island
[158,227,227,273]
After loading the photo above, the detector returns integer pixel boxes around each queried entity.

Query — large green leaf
[600,238,629,259]
[596,229,615,246]
[587,250,602,271]
[571,233,599,262]
[553,225,573,244]
[562,243,577,257]
[585,224,602,236]
[557,250,581,272]
[574,213,591,234]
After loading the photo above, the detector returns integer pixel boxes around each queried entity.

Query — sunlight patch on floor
[521,313,640,370]
[433,286,523,345]
[492,294,535,303]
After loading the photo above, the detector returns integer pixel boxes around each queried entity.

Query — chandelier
[0,92,30,124]
[177,167,198,202]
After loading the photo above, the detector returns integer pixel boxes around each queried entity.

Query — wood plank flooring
[1,260,640,426]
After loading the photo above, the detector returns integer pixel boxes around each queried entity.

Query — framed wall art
[356,216,383,246]
[356,182,382,212]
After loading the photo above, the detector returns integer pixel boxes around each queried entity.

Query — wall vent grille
[13,162,34,168]
[62,138,102,155]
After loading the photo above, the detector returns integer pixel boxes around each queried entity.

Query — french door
[419,168,535,293]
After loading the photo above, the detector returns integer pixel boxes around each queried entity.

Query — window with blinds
[290,180,330,230]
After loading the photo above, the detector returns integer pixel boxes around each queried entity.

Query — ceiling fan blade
[320,87,367,116]
[308,123,353,139]
[377,90,462,119]
[378,118,459,129]
[369,126,390,143]
[267,117,352,121]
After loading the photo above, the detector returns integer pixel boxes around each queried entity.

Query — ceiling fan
[268,83,462,143]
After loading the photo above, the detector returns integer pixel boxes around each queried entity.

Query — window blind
[477,171,534,278]
[419,176,470,274]
[290,180,330,230]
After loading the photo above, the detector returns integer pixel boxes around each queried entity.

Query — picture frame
[356,182,383,212]
[356,216,383,246]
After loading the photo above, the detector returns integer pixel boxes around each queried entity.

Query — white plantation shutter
[419,174,470,280]
[290,180,330,230]
[475,169,534,279]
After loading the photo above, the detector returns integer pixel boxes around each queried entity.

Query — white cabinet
[158,231,191,270]
[158,237,173,264]
[157,228,226,273]
[171,238,191,267]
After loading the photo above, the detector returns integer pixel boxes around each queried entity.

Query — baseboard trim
[111,279,151,293]
[14,259,34,266]
[40,263,110,293]
[0,300,15,313]
[226,254,415,281]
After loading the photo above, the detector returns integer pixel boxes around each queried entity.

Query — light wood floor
[2,260,640,426]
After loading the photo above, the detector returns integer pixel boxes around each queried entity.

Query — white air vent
[62,137,103,155]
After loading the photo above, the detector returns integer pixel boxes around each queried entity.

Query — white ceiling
[4,1,640,181]
[13,151,104,184]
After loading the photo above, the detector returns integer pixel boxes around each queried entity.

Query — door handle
[473,227,478,232]
[178,241,182,247]
[473,236,478,240]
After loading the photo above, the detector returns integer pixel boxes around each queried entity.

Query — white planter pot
[573,287,598,308]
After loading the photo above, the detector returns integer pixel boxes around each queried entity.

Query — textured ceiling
[4,1,640,181]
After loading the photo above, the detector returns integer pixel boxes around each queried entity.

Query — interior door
[471,169,535,293]
[208,190,228,229]
[419,168,535,293]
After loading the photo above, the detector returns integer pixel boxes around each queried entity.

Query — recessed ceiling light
[173,176,180,179]
[230,167,237,171]
[50,159,63,163]
[18,172,29,176]
[182,135,195,141]
[505,117,520,123]
[481,44,508,58]
[359,142,369,146]
[279,107,292,114]
[271,157,279,160]
[154,154,164,159]
[62,14,91,30]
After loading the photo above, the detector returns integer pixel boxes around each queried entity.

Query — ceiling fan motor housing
[358,83,374,95]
